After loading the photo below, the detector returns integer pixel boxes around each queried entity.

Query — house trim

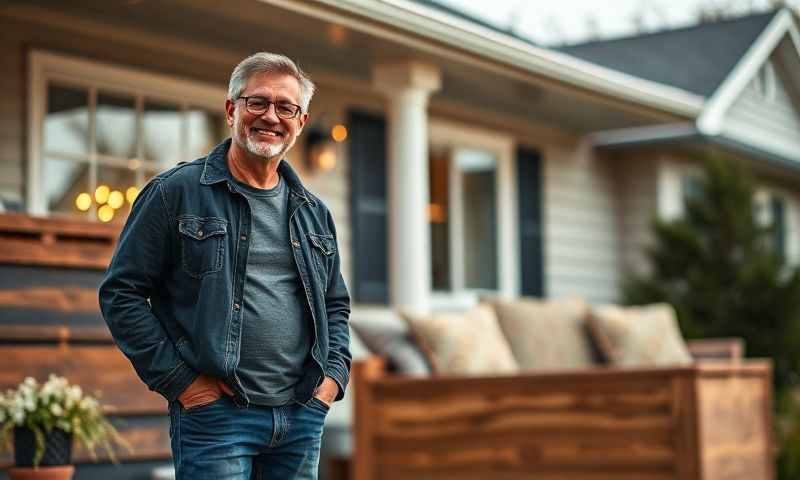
[261,0,705,118]
[697,9,799,135]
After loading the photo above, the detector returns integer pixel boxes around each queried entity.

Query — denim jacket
[99,139,351,406]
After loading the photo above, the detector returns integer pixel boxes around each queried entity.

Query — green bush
[623,156,800,478]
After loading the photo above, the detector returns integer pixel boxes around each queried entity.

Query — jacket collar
[201,138,315,206]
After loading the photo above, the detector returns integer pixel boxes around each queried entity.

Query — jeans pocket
[183,394,227,414]
[307,396,330,414]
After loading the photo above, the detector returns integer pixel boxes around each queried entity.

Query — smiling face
[225,71,308,162]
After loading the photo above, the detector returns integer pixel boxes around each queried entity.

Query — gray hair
[227,52,316,112]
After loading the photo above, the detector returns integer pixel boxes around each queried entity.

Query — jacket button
[197,230,204,237]
[240,234,247,241]
[233,303,240,311]
[292,240,300,248]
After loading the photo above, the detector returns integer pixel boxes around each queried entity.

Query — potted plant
[1,375,127,480]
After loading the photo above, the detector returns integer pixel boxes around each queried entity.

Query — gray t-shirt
[234,174,311,406]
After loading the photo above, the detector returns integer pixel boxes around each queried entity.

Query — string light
[126,186,139,204]
[75,193,92,212]
[95,185,110,204]
[97,205,114,222]
[108,190,125,209]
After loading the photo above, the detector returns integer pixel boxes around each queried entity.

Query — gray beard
[245,135,286,160]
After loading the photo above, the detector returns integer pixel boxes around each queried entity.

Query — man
[99,52,351,479]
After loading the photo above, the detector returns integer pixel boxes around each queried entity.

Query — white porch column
[373,62,441,314]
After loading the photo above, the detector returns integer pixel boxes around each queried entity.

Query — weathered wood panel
[0,344,165,415]
[697,373,773,480]
[353,358,773,480]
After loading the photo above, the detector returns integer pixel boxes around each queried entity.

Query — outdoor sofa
[338,300,773,480]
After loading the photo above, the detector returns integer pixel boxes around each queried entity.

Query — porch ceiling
[8,0,683,134]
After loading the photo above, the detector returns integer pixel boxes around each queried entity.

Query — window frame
[27,50,227,217]
[428,118,518,303]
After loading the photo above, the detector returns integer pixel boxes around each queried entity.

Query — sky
[440,0,799,45]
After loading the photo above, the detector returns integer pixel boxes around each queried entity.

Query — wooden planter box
[352,356,773,480]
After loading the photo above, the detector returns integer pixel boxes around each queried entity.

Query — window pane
[96,92,136,159]
[96,165,139,224]
[44,84,89,157]
[143,101,182,167]
[459,150,497,290]
[44,157,89,217]
[186,109,226,159]
[771,196,786,258]
[429,148,450,291]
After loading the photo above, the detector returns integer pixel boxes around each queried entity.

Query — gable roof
[557,11,779,97]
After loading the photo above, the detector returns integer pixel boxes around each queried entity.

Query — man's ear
[225,99,235,127]
[297,112,309,134]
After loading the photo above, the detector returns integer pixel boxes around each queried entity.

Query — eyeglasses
[238,96,302,119]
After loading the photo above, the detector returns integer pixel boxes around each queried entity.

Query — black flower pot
[13,426,73,467]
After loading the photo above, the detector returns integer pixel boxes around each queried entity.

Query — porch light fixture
[331,124,348,142]
[305,127,337,173]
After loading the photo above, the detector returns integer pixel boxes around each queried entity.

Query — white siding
[544,140,620,304]
[615,154,659,278]
[722,59,800,163]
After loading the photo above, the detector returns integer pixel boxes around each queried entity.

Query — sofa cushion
[349,307,431,376]
[491,297,595,370]
[588,303,693,366]
[403,304,519,375]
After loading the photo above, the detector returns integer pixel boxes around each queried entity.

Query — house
[0,0,798,478]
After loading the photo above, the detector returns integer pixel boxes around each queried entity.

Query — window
[429,147,499,293]
[29,51,227,222]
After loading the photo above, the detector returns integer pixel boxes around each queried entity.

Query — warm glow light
[428,203,447,223]
[75,193,92,212]
[108,190,125,209]
[98,205,115,222]
[126,186,140,204]
[318,150,336,171]
[95,185,110,204]
[331,124,348,142]
[128,159,142,170]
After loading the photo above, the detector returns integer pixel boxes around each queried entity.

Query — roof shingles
[556,11,779,97]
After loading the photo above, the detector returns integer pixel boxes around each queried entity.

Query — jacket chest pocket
[178,217,227,279]
[307,233,335,282]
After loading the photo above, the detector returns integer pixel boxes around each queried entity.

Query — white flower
[23,398,35,412]
[23,377,37,389]
[50,403,64,417]
[66,386,82,402]
[11,408,24,425]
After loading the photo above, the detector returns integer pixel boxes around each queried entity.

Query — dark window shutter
[517,147,544,297]
[348,111,388,304]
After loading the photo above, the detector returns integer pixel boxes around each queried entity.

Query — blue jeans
[169,395,329,479]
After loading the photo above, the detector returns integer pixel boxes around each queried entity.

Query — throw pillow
[587,303,693,366]
[402,304,519,375]
[349,307,432,376]
[491,297,595,370]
